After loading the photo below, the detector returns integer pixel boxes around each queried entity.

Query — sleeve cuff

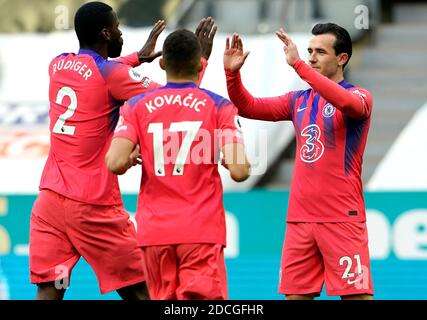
[224,68,240,78]
[113,132,138,144]
[130,52,141,67]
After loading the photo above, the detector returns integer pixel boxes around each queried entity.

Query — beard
[108,38,123,58]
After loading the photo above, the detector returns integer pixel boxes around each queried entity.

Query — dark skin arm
[137,18,216,63]
[137,20,166,63]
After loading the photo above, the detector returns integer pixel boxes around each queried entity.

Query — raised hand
[276,28,300,67]
[223,33,250,72]
[138,20,166,63]
[195,17,217,60]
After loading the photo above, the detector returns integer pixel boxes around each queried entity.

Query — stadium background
[1,0,427,299]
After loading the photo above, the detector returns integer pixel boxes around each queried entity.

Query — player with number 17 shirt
[29,1,215,299]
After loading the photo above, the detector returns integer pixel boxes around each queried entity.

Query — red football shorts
[29,189,145,294]
[141,243,228,300]
[279,222,374,297]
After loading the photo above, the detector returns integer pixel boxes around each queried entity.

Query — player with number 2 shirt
[29,1,215,300]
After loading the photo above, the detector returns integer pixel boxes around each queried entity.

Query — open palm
[138,20,166,63]
[195,17,217,60]
[276,28,300,66]
[223,33,250,72]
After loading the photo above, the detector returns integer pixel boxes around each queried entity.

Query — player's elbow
[109,164,128,175]
[106,154,129,175]
[222,143,251,182]
[229,163,251,182]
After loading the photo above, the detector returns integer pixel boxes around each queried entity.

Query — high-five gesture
[276,28,300,67]
[137,20,166,63]
[195,17,217,60]
[223,33,250,72]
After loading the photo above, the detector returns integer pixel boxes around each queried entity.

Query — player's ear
[159,57,166,70]
[197,58,203,72]
[100,28,111,41]
[337,53,349,67]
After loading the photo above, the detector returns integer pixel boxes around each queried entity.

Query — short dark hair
[311,23,352,69]
[74,1,114,46]
[163,29,201,77]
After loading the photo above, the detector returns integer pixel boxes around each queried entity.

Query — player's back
[40,51,123,205]
[121,82,239,246]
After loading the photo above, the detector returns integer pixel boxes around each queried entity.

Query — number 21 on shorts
[339,254,370,289]
[339,254,363,285]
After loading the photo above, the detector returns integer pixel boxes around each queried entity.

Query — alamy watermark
[54,5,70,30]
[54,265,69,290]
[354,5,370,30]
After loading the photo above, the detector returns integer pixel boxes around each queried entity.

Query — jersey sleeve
[114,52,140,67]
[113,102,139,144]
[293,59,373,120]
[216,102,245,147]
[225,69,293,121]
[106,62,162,101]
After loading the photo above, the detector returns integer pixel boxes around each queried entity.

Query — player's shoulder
[199,88,232,109]
[350,86,371,95]
[343,81,372,96]
[293,89,311,98]
[348,86,372,102]
[86,55,132,81]
[49,53,75,73]
[127,86,164,109]
[50,52,73,63]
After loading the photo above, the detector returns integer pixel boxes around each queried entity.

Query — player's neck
[79,44,108,59]
[166,75,199,85]
[328,69,345,83]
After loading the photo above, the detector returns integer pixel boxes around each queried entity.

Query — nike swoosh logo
[347,278,361,285]
[297,106,307,112]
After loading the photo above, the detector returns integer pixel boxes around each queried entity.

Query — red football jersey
[114,82,244,246]
[226,59,373,222]
[39,49,160,205]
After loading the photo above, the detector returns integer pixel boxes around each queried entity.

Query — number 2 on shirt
[52,86,77,135]
[148,121,202,176]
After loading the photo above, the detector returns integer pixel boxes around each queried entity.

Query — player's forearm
[225,69,289,121]
[106,153,131,175]
[293,59,371,119]
[106,141,133,176]
[222,143,251,182]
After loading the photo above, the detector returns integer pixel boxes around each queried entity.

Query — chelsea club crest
[322,103,336,118]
